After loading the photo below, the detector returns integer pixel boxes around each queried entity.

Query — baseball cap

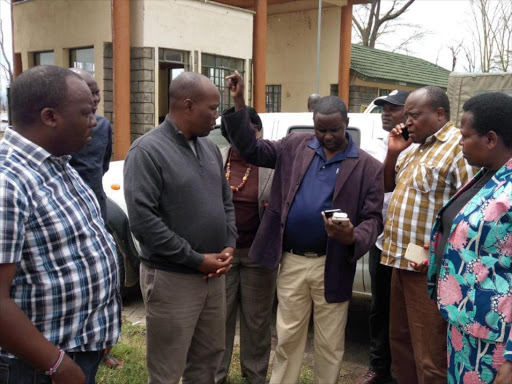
[374,90,409,106]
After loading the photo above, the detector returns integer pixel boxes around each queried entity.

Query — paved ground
[123,291,376,383]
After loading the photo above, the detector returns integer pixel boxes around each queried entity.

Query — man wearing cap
[355,90,410,384]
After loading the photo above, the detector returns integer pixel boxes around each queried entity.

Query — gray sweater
[124,116,237,274]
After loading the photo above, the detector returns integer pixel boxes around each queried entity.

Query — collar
[307,132,359,161]
[423,121,455,145]
[163,115,194,147]
[2,128,69,169]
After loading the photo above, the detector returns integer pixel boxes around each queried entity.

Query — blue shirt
[283,133,358,252]
[70,115,112,221]
[0,128,121,357]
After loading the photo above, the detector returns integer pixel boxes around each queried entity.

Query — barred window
[266,85,281,112]
[201,53,244,113]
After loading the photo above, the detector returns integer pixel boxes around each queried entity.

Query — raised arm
[384,123,412,192]
[222,71,282,169]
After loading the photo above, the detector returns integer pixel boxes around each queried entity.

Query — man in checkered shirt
[381,86,477,384]
[0,66,121,384]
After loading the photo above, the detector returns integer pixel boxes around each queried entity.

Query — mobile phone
[323,209,341,218]
[401,127,410,141]
[404,243,429,264]
[332,212,350,226]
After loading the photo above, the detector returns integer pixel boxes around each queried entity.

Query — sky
[0,0,487,97]
[367,0,475,72]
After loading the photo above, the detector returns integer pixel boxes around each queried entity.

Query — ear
[486,131,499,150]
[184,99,193,114]
[40,108,58,128]
[436,107,446,121]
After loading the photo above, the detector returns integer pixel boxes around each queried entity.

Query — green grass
[96,321,316,384]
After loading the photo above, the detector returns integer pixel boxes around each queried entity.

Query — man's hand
[225,71,245,110]
[409,243,430,273]
[495,360,512,384]
[322,212,355,246]
[51,354,85,384]
[199,251,233,279]
[388,123,413,155]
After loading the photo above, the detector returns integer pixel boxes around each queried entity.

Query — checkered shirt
[381,122,477,270]
[0,129,121,357]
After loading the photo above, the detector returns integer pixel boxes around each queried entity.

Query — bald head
[308,93,321,112]
[169,72,218,113]
[69,68,100,113]
[167,72,220,140]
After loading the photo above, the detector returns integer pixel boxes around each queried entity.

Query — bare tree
[352,0,417,48]
[448,41,464,72]
[0,18,13,84]
[465,0,511,73]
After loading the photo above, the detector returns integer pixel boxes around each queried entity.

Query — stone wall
[348,85,379,113]
[103,43,156,146]
[130,47,155,143]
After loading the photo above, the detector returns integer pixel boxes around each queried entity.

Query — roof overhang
[212,0,374,15]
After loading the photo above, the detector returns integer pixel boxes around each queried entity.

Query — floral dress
[427,159,512,384]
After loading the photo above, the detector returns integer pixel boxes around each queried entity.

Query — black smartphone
[323,209,341,218]
[401,127,410,141]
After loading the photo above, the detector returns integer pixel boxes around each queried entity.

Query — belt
[285,249,326,258]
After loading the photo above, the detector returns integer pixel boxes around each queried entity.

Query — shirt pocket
[412,163,446,194]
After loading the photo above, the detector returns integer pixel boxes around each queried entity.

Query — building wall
[267,7,342,112]
[139,0,254,123]
[13,0,112,115]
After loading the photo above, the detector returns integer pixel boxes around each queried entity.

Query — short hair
[220,106,262,143]
[422,86,450,116]
[313,96,348,119]
[463,92,512,148]
[169,72,211,111]
[11,66,81,126]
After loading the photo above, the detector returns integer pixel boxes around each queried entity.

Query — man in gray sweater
[124,72,237,384]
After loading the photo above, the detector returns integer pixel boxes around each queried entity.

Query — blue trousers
[0,350,103,384]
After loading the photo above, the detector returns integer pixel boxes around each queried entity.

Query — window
[330,84,339,96]
[201,53,245,113]
[33,51,54,66]
[379,89,391,97]
[265,85,281,112]
[70,47,95,76]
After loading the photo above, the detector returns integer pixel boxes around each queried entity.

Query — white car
[104,112,384,296]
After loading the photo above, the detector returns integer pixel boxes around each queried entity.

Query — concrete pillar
[338,0,352,107]
[112,0,131,160]
[253,0,267,112]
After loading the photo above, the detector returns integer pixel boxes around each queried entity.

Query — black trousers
[368,245,393,376]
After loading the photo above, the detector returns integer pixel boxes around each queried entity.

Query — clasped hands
[199,247,234,279]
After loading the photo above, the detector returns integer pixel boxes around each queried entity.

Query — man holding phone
[381,86,476,384]
[356,90,409,384]
[222,71,384,384]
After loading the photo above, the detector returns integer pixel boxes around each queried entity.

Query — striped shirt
[381,122,477,270]
[0,129,121,357]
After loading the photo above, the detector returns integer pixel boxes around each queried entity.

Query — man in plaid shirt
[381,86,476,384]
[0,66,121,384]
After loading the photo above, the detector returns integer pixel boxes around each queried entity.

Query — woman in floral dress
[426,92,512,384]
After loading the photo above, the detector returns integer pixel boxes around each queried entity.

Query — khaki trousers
[389,268,447,384]
[140,263,226,384]
[270,252,349,384]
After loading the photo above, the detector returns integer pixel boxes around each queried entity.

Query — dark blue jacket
[70,115,112,222]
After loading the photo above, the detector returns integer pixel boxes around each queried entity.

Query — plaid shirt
[0,129,121,357]
[381,122,477,270]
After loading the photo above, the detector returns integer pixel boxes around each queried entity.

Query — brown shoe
[355,369,382,384]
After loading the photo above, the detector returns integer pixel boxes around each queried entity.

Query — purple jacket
[222,108,384,302]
